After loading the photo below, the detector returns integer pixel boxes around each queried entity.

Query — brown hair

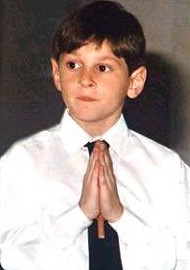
[51,1,146,74]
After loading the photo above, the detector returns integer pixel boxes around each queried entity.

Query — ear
[127,66,147,99]
[51,58,61,91]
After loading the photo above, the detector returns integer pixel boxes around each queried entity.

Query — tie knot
[85,140,109,156]
[85,141,96,156]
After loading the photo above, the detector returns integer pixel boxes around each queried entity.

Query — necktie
[85,141,123,270]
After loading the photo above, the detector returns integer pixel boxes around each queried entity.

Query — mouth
[77,96,98,102]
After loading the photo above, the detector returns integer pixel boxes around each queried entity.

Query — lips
[77,96,98,102]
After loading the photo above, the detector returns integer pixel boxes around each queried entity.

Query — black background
[0,0,186,269]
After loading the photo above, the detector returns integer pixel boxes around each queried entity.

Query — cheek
[59,74,77,93]
[59,73,70,87]
[118,78,130,96]
[112,79,129,97]
[106,73,128,88]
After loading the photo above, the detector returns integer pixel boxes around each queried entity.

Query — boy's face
[51,40,145,134]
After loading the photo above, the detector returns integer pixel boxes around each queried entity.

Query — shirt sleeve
[111,155,190,270]
[174,162,190,270]
[0,145,91,270]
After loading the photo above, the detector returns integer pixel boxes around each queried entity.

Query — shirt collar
[59,109,91,155]
[102,115,130,156]
[59,109,130,156]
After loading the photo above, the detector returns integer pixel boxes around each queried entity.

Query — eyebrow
[95,56,125,67]
[65,53,122,64]
[97,56,120,62]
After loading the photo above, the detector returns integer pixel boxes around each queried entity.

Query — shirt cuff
[43,204,92,249]
[109,207,148,244]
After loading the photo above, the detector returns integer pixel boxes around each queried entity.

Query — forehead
[59,40,128,71]
[64,40,119,60]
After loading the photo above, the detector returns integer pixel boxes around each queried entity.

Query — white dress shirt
[0,109,190,270]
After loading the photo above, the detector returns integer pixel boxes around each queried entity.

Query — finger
[98,163,107,187]
[103,146,114,172]
[85,162,99,193]
[97,141,113,171]
[87,160,100,206]
[102,162,115,190]
[99,148,115,187]
[97,147,109,186]
[86,146,98,176]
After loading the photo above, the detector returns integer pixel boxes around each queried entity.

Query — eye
[66,61,81,70]
[97,64,111,73]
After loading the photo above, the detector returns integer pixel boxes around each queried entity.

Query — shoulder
[128,129,185,166]
[127,130,190,197]
[0,123,60,166]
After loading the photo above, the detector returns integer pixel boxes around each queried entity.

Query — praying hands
[79,141,124,223]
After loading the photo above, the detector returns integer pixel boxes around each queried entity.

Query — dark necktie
[85,141,123,270]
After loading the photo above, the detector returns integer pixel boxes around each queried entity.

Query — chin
[70,108,96,119]
[72,112,102,123]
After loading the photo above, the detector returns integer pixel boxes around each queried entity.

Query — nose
[78,68,96,88]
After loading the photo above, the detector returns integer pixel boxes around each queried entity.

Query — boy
[0,1,189,270]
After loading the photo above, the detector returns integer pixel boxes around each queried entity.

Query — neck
[72,115,121,137]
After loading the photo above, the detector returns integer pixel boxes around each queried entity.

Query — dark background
[1,0,187,158]
[0,1,189,269]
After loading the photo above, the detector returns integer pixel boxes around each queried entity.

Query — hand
[98,142,123,222]
[79,146,100,219]
[79,141,123,222]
